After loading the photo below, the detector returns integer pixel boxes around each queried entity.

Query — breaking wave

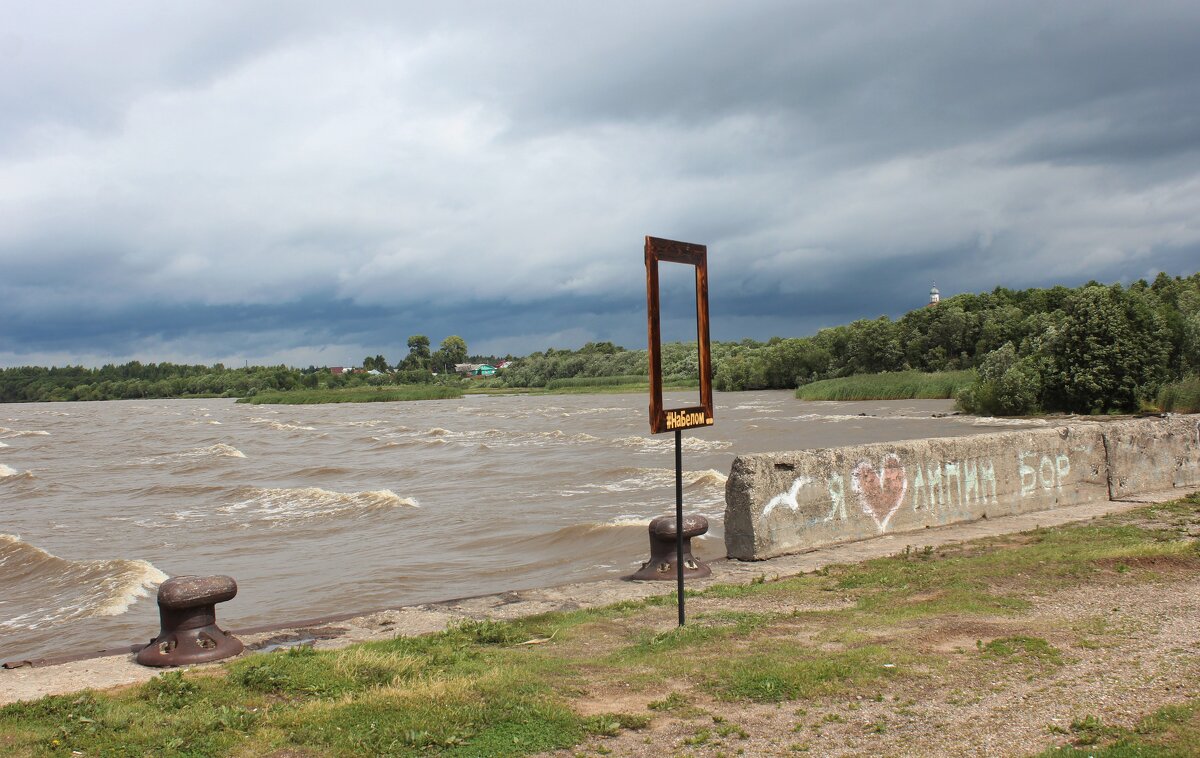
[0,426,50,438]
[567,467,727,494]
[136,443,247,465]
[606,515,653,527]
[502,520,650,556]
[493,516,724,571]
[374,426,603,450]
[612,435,733,454]
[251,417,317,432]
[970,416,1048,427]
[0,464,34,482]
[0,534,166,631]
[218,486,418,525]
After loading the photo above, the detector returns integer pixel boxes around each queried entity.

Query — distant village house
[455,363,498,377]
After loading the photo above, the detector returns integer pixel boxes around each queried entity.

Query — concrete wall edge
[723,414,1200,561]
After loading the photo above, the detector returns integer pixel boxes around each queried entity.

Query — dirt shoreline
[3,490,1189,707]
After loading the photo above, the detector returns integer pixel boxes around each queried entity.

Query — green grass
[1034,703,1200,756]
[237,385,464,404]
[977,635,1064,666]
[795,370,976,401]
[2,497,1197,756]
[1156,374,1200,413]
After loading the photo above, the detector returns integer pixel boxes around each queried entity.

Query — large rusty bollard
[136,575,244,667]
[628,514,712,581]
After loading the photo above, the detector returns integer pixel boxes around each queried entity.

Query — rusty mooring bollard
[136,575,244,667]
[628,514,711,581]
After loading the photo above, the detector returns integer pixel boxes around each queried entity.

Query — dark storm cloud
[1,1,1198,366]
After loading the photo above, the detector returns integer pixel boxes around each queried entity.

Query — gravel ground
[547,507,1200,757]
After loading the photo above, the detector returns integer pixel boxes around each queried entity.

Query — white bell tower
[929,282,940,306]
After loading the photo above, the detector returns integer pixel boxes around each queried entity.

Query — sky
[2,1,1199,368]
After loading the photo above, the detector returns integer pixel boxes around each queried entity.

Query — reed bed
[545,375,647,390]
[1156,375,1200,413]
[238,386,463,404]
[795,370,976,401]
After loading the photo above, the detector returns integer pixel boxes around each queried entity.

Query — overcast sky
[2,1,1198,367]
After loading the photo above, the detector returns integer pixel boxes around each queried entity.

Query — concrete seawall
[724,414,1200,560]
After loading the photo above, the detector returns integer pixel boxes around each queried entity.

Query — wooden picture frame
[645,236,714,434]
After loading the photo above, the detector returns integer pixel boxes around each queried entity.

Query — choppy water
[0,391,1037,661]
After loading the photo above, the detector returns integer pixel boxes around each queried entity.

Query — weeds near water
[795,370,975,401]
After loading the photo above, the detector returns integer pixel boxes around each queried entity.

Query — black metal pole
[675,429,685,626]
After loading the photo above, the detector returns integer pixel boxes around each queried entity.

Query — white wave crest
[377,426,602,450]
[0,534,166,630]
[138,443,247,464]
[613,435,732,453]
[606,515,653,527]
[251,417,316,431]
[0,464,33,481]
[0,426,50,438]
[220,486,418,525]
[587,467,728,493]
[689,469,729,487]
[970,417,1048,427]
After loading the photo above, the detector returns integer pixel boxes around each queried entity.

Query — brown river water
[0,391,1042,661]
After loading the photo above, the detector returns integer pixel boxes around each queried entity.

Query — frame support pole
[675,429,685,626]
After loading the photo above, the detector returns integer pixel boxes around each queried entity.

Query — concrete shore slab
[724,414,1200,560]
[3,486,1194,706]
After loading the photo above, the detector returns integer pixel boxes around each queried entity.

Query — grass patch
[647,692,710,720]
[795,370,976,400]
[977,635,1064,666]
[1,502,1197,756]
[238,385,463,404]
[714,644,899,702]
[1036,701,1200,756]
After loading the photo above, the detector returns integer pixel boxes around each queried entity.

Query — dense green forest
[501,273,1200,414]
[3,273,1198,414]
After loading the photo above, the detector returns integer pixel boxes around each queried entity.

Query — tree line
[3,273,1197,413]
[497,273,1200,414]
[0,334,477,404]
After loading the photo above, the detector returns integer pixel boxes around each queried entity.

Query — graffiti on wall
[851,454,907,532]
[762,475,814,519]
[1018,451,1070,497]
[762,448,1074,534]
[911,458,998,512]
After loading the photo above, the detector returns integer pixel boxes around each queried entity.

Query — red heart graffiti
[851,454,908,532]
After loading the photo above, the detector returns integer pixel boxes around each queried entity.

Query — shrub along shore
[2,495,1198,756]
